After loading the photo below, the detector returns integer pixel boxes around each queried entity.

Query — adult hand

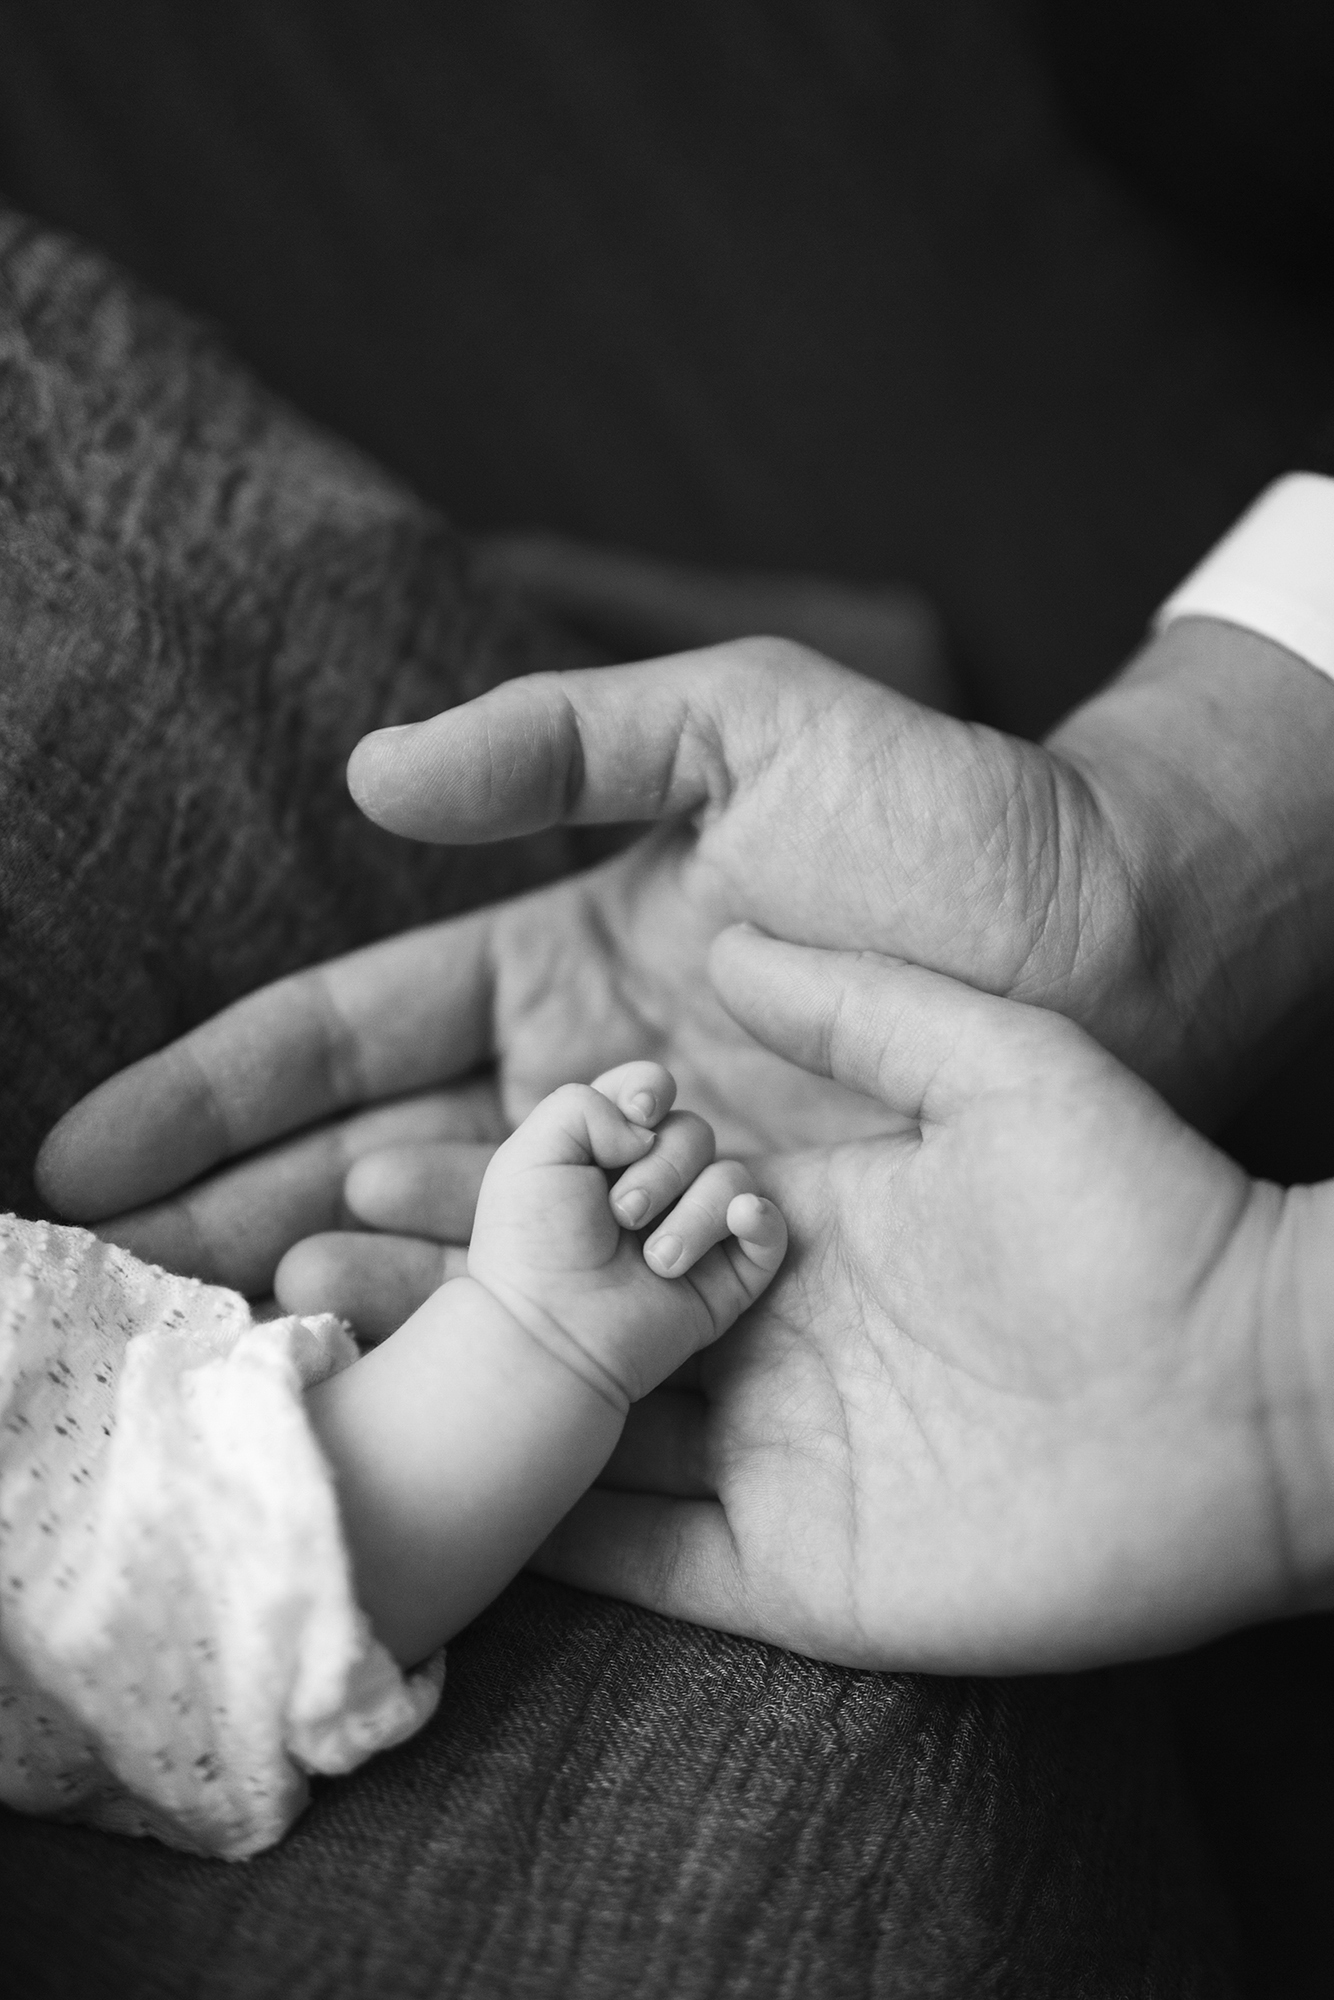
[35,637,1114,1309]
[536,925,1334,1672]
[38,617,1334,1326]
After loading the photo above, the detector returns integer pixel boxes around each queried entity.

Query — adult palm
[38,642,1139,1319]
[541,927,1315,1673]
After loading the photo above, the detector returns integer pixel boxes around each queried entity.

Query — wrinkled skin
[539,931,1318,1673]
[40,641,1144,1333]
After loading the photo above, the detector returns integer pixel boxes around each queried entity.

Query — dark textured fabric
[4,1579,1235,2000]
[0,211,1240,1996]
[0,206,596,1216]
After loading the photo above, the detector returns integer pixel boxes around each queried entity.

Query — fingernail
[616,1188,650,1225]
[627,1091,656,1124]
[648,1233,682,1271]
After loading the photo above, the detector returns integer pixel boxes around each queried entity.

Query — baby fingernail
[616,1188,650,1225]
[648,1233,682,1270]
[627,1090,656,1124]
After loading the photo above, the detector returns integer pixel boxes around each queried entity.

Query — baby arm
[306,1063,785,1665]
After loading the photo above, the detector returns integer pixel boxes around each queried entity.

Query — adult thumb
[347,646,792,843]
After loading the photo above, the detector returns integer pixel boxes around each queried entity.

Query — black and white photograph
[1,6,1331,1996]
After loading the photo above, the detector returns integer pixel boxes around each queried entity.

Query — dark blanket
[0,206,594,1217]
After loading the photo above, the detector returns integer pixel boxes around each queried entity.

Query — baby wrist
[461,1270,632,1416]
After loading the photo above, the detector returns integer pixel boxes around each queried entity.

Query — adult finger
[346,643,842,842]
[90,1084,502,1293]
[274,1232,465,1341]
[37,913,499,1219]
[532,1490,759,1639]
[344,1140,496,1240]
[709,927,1089,1125]
[597,1389,715,1497]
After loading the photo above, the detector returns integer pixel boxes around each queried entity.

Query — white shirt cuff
[1155,473,1334,682]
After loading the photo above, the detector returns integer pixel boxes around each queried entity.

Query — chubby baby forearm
[307,1063,786,1668]
[305,1274,627,1666]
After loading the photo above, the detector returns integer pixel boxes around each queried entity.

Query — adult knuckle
[546,682,588,819]
[724,633,820,680]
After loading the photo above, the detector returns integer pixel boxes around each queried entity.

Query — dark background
[2,0,1332,745]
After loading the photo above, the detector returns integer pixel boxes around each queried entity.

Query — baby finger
[725,1192,788,1274]
[644,1159,754,1277]
[590,1060,677,1130]
[609,1109,716,1230]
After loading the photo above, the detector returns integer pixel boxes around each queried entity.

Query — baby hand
[467,1062,786,1409]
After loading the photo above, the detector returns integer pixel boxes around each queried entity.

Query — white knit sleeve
[0,1215,443,1861]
